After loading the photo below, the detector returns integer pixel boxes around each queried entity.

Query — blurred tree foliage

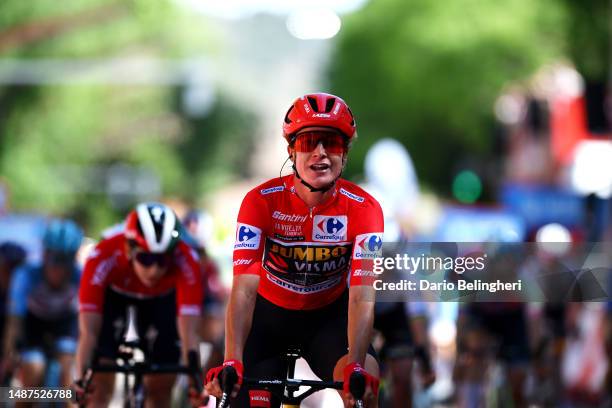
[328,0,568,191]
[561,0,610,81]
[0,0,256,235]
[175,93,256,199]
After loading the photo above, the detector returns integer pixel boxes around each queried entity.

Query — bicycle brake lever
[349,371,366,408]
[75,368,94,408]
[218,366,238,408]
[187,350,203,394]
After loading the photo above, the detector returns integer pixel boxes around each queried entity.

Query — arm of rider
[74,313,102,383]
[72,312,102,404]
[177,314,202,361]
[345,284,378,405]
[347,285,374,365]
[2,266,29,382]
[177,314,206,407]
[1,315,22,381]
[205,273,259,399]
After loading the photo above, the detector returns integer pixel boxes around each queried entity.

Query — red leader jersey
[79,232,203,316]
[233,175,384,310]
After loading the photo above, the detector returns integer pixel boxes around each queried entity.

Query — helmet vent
[135,203,177,253]
[347,107,355,126]
[153,218,164,242]
[284,106,294,124]
[307,96,319,112]
[325,98,336,113]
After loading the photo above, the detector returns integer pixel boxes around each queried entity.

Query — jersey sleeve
[7,266,32,317]
[78,243,113,314]
[350,198,384,287]
[232,189,269,276]
[174,244,204,316]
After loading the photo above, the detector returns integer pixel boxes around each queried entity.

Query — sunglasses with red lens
[293,131,347,154]
[134,251,168,267]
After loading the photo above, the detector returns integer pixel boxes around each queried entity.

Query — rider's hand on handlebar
[204,359,243,399]
[343,363,379,407]
[72,377,93,406]
[188,383,209,408]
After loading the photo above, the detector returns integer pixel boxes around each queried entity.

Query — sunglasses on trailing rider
[46,251,75,266]
[133,251,169,267]
[293,131,347,154]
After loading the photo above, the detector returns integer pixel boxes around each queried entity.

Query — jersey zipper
[304,206,314,285]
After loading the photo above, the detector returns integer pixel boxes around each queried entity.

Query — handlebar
[79,349,202,407]
[93,351,201,378]
[216,366,367,408]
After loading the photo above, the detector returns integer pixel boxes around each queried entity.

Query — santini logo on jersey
[353,233,383,259]
[272,211,307,223]
[339,188,365,203]
[234,223,262,250]
[353,269,377,277]
[260,186,284,195]
[312,215,348,242]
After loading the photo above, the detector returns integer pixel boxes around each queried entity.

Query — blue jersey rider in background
[0,242,27,384]
[1,219,83,389]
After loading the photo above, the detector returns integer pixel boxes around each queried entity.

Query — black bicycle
[80,340,203,408]
[217,347,367,408]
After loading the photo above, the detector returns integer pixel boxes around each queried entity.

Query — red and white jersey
[79,233,203,316]
[234,175,384,310]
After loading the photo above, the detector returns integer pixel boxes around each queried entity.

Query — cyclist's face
[131,249,168,287]
[43,251,73,289]
[290,129,346,188]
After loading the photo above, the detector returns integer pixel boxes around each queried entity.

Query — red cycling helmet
[282,93,356,143]
[124,202,180,253]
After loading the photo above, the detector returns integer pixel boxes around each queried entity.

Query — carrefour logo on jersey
[353,233,383,259]
[312,215,348,242]
[234,223,262,250]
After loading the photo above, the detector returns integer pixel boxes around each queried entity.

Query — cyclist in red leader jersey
[205,93,384,407]
[74,202,204,407]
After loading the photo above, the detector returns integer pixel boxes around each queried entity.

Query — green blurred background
[0,0,609,236]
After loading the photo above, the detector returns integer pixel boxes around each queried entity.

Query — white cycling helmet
[124,202,180,253]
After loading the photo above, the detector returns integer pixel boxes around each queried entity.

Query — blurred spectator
[373,240,436,408]
[455,302,529,406]
[522,226,573,404]
[453,243,529,407]
[1,219,83,393]
[363,139,435,407]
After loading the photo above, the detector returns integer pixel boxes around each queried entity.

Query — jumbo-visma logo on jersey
[234,223,262,250]
[312,215,348,242]
[353,233,383,259]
